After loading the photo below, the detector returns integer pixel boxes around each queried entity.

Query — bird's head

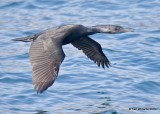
[89,25,133,34]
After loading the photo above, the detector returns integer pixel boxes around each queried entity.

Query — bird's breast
[62,32,82,45]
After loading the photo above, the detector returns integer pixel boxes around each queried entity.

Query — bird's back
[36,24,85,44]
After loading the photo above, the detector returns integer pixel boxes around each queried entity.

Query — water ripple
[0,0,160,114]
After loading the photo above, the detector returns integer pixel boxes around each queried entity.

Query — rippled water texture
[0,0,160,114]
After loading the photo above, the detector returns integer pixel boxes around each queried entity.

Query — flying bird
[13,24,132,93]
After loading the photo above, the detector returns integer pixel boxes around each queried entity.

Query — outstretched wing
[29,39,65,93]
[72,36,110,69]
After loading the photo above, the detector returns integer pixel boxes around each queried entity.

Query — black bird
[13,24,132,93]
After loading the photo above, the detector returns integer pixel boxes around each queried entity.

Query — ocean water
[0,0,160,114]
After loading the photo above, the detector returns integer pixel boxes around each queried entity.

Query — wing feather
[72,36,110,69]
[29,39,65,93]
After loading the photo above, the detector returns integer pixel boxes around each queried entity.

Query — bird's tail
[12,34,38,42]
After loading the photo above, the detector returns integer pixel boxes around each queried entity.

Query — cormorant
[13,24,132,93]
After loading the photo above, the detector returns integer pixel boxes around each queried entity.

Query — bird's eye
[115,26,121,32]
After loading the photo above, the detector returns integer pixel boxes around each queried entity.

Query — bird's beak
[120,27,134,33]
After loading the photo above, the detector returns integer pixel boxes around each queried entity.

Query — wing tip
[33,80,54,94]
[34,86,44,94]
[97,59,111,69]
[104,61,111,69]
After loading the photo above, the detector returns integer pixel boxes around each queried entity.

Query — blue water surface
[0,0,160,114]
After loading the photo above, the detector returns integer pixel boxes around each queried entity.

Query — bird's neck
[87,26,100,34]
[86,26,105,34]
